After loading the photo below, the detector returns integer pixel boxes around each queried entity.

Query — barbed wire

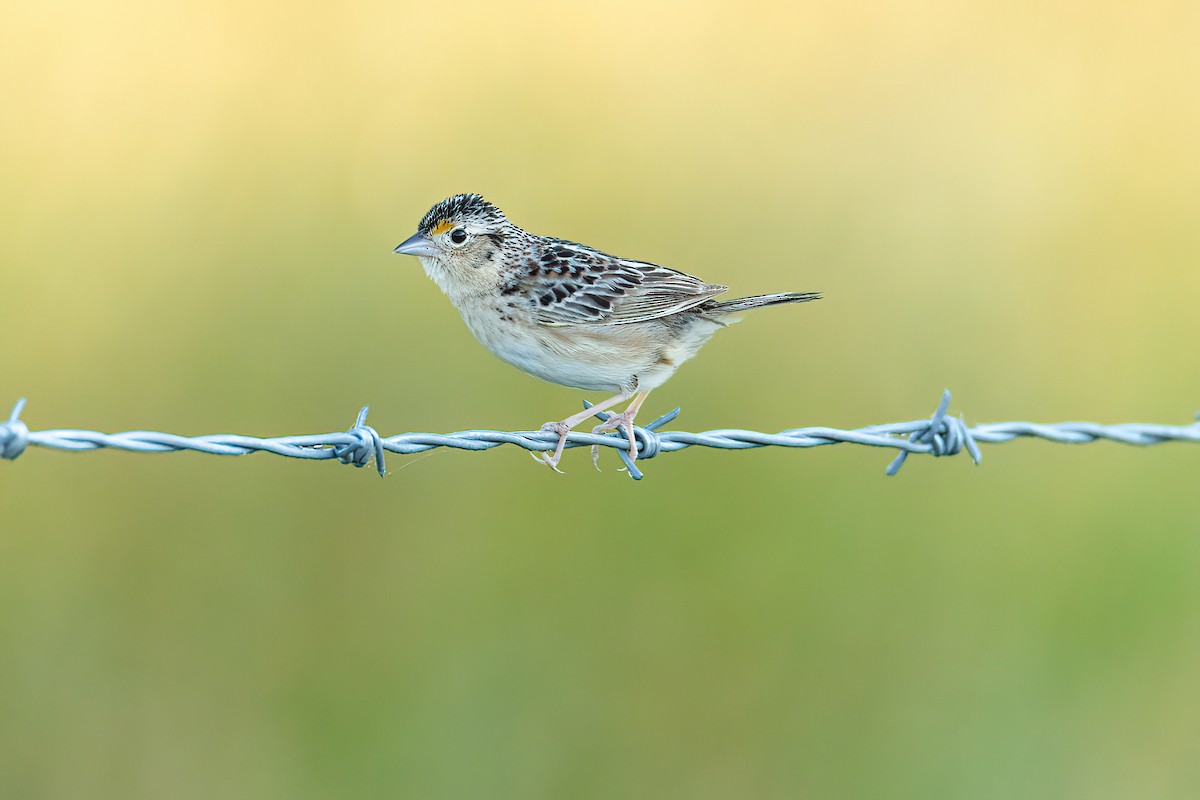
[2,391,1198,480]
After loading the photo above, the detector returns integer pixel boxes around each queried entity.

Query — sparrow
[394,193,820,471]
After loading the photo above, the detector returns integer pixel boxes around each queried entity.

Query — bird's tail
[707,291,821,315]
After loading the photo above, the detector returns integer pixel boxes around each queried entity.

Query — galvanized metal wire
[2,391,1197,480]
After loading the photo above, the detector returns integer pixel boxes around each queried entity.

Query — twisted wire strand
[3,391,1198,481]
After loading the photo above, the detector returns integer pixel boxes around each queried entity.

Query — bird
[393,193,820,472]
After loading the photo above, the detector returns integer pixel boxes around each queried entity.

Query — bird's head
[394,194,512,294]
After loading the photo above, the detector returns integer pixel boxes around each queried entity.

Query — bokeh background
[3,1,1199,797]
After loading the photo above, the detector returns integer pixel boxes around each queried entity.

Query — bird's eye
[449,228,468,245]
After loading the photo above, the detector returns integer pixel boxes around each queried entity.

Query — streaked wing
[515,239,727,327]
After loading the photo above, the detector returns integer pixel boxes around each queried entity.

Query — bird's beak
[393,232,438,257]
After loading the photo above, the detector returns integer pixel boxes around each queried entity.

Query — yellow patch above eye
[430,220,455,236]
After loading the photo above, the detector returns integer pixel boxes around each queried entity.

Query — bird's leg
[534,390,635,472]
[591,391,651,470]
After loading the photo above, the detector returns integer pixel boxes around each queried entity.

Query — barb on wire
[2,391,1198,480]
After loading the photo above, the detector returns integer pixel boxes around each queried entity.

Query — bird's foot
[533,421,571,473]
[591,408,640,470]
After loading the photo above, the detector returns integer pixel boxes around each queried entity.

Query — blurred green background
[2,1,1199,797]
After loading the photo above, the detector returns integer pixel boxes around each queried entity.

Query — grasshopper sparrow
[394,193,820,471]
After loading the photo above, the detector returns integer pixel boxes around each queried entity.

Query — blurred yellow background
[2,1,1199,797]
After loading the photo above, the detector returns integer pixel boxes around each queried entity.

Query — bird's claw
[528,450,565,473]
[590,412,639,470]
[535,421,571,473]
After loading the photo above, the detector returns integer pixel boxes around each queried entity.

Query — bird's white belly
[459,308,638,391]
[486,325,641,391]
[456,301,722,394]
